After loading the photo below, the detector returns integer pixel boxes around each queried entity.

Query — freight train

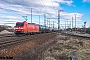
[14,21,52,35]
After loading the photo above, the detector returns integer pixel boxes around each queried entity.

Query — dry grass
[43,35,90,60]
[0,40,39,57]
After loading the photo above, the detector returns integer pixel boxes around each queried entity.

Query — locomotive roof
[16,22,49,27]
[28,23,35,24]
[28,23,40,26]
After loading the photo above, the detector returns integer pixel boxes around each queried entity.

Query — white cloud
[61,12,83,21]
[83,0,90,2]
[0,0,73,16]
[0,0,83,27]
[2,16,18,19]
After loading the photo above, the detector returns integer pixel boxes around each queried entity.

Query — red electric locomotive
[14,21,39,35]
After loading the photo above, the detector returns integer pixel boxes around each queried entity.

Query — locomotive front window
[16,23,24,26]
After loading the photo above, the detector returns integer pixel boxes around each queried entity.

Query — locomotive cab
[14,22,26,34]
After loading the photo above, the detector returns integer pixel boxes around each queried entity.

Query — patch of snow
[0,30,13,34]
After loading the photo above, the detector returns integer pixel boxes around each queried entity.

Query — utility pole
[68,21,71,29]
[53,21,54,29]
[84,22,86,34]
[72,17,73,31]
[39,15,40,24]
[58,10,63,33]
[47,20,48,26]
[44,14,46,32]
[70,21,71,31]
[65,21,66,30]
[74,14,77,31]
[58,10,60,33]
[31,8,32,23]
[49,19,50,28]
[67,19,68,29]
[44,14,46,26]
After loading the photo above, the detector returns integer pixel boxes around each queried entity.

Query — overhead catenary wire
[12,0,38,23]
[24,0,41,14]
[0,0,48,26]
[12,0,57,18]
[12,0,27,15]
[0,1,21,25]
[38,0,48,13]
[51,0,58,15]
[12,0,37,15]
[8,0,58,26]
[24,1,45,25]
[21,0,46,23]
[24,0,48,15]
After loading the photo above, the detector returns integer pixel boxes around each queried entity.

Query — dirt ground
[0,33,56,60]
[43,35,90,60]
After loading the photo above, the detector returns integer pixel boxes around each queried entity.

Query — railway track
[0,33,16,38]
[61,32,90,40]
[0,32,57,60]
[14,33,57,60]
[1,32,89,60]
[0,33,56,50]
[0,37,33,49]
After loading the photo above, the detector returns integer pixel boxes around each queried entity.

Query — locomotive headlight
[20,28,23,29]
[15,28,18,29]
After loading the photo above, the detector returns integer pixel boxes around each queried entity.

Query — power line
[38,0,47,12]
[12,0,26,14]
[12,0,58,25]
[22,0,44,24]
[12,0,39,23]
[25,0,41,14]
[51,0,57,14]
[12,0,21,5]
